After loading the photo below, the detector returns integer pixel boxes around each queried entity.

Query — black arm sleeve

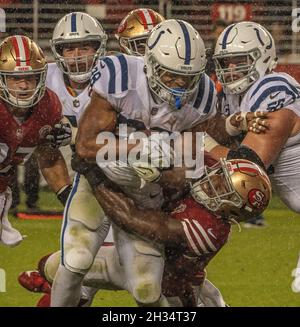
[227,145,266,172]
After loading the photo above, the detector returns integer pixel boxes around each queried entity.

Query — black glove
[56,185,72,206]
[71,154,107,188]
[46,122,72,148]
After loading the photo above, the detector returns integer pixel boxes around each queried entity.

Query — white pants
[101,162,165,304]
[271,143,300,213]
[0,187,23,247]
[46,246,226,307]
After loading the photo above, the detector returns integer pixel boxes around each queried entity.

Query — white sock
[51,264,84,307]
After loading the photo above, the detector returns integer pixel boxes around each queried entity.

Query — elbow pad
[227,145,266,172]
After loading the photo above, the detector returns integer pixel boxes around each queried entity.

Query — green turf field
[0,189,300,307]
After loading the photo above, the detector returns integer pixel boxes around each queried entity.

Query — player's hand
[246,111,269,134]
[228,111,269,134]
[46,121,72,148]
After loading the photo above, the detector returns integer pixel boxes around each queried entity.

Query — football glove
[46,122,72,148]
[130,161,162,183]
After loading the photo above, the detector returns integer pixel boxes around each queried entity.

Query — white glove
[130,161,162,183]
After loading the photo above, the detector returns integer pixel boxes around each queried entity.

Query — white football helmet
[50,12,107,83]
[213,21,278,94]
[145,19,207,109]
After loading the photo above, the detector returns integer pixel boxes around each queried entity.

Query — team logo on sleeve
[248,189,266,209]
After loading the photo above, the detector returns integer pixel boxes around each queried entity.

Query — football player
[115,8,164,56]
[19,156,271,306]
[0,35,71,247]
[51,19,218,307]
[51,18,268,307]
[18,10,166,305]
[204,21,300,291]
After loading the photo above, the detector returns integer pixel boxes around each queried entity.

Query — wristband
[56,185,72,206]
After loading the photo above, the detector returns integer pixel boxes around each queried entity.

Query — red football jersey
[170,197,230,257]
[0,89,62,192]
[162,197,230,303]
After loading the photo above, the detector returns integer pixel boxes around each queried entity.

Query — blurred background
[0,0,299,63]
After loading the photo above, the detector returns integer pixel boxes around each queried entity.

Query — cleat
[18,270,51,293]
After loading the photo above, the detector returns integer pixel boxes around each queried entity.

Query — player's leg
[0,187,23,247]
[269,145,300,291]
[113,226,168,306]
[51,174,110,306]
[197,279,227,307]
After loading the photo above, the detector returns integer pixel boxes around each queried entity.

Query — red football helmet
[191,158,272,222]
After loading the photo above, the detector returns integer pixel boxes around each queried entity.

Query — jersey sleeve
[90,54,138,111]
[192,74,217,121]
[171,198,230,257]
[243,73,300,113]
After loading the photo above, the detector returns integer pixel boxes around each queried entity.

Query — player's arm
[76,91,140,161]
[93,184,187,248]
[36,144,72,204]
[76,91,117,160]
[209,109,297,168]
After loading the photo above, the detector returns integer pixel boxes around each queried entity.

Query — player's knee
[283,197,300,214]
[39,251,61,283]
[64,247,94,275]
[132,278,161,304]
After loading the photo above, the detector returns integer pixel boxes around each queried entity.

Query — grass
[0,190,300,307]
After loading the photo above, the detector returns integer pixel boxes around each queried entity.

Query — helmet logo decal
[254,28,264,46]
[148,30,165,50]
[71,13,77,33]
[266,31,273,50]
[221,24,236,49]
[248,188,266,209]
[177,20,191,65]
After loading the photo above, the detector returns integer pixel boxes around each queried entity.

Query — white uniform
[45,63,114,244]
[91,54,216,304]
[221,72,300,212]
[45,63,90,178]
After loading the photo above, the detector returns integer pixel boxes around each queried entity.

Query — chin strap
[171,88,186,109]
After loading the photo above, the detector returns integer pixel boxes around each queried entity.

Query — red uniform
[0,89,62,192]
[162,197,231,305]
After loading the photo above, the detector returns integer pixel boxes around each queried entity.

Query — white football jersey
[221,72,300,214]
[222,72,300,116]
[46,62,91,128]
[91,54,217,133]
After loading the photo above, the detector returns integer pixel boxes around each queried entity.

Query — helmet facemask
[119,34,149,56]
[147,54,203,109]
[191,158,271,222]
[191,159,243,216]
[0,68,47,109]
[51,37,107,83]
[214,49,261,94]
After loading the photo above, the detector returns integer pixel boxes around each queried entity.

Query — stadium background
[0,0,300,307]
